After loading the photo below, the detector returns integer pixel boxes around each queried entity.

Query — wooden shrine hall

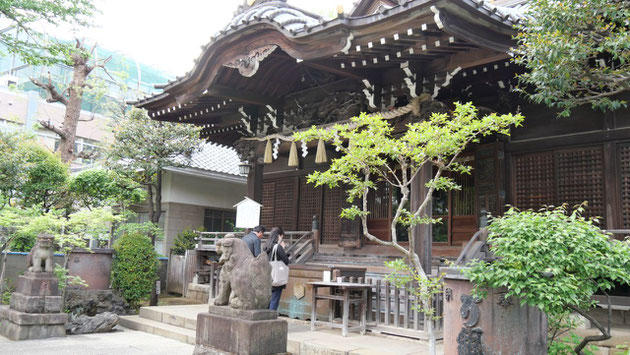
[132,0,630,275]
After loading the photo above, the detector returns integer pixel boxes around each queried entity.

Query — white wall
[155,170,247,255]
[162,170,246,209]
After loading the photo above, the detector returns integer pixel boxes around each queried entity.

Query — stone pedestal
[194,305,287,355]
[442,267,547,355]
[0,272,68,340]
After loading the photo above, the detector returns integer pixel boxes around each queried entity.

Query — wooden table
[308,281,371,336]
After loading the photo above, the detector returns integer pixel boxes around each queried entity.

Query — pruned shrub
[170,228,200,256]
[111,232,159,309]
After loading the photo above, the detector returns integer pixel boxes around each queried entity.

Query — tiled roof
[187,142,241,176]
[227,1,322,34]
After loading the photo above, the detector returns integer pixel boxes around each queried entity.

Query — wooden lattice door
[513,145,605,220]
[321,186,342,244]
[260,178,297,230]
[297,176,322,231]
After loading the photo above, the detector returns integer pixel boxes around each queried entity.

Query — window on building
[203,209,236,232]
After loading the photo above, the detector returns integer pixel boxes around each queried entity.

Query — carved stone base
[10,293,63,313]
[194,305,287,355]
[0,305,67,340]
[15,272,60,296]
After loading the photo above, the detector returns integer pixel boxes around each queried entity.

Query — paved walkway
[0,327,194,355]
[0,304,443,355]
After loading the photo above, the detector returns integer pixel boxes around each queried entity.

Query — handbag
[270,244,289,287]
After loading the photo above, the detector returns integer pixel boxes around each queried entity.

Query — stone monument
[194,237,287,355]
[0,234,68,340]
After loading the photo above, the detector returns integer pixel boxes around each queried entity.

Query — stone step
[139,305,198,330]
[118,315,196,345]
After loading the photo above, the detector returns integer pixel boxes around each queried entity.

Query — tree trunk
[148,172,163,307]
[57,62,88,163]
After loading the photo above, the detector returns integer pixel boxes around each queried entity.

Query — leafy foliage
[514,0,630,117]
[294,102,522,355]
[0,130,30,207]
[21,143,69,210]
[111,231,160,309]
[465,205,630,352]
[0,0,97,65]
[69,168,145,209]
[171,228,201,256]
[295,103,522,253]
[385,258,443,319]
[106,108,201,243]
[0,206,64,251]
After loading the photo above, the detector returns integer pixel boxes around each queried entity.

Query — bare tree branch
[30,74,69,106]
[37,119,65,138]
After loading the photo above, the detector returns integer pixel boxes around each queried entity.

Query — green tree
[295,103,523,354]
[69,168,145,210]
[0,0,97,65]
[171,228,202,256]
[0,130,29,207]
[515,0,630,117]
[111,231,159,310]
[465,206,630,354]
[106,107,201,305]
[21,143,69,211]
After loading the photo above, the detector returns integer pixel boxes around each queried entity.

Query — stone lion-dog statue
[213,236,271,310]
[26,233,55,273]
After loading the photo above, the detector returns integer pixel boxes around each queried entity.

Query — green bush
[111,231,159,309]
[466,205,630,353]
[170,228,200,256]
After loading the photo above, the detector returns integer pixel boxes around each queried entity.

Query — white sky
[74,0,356,79]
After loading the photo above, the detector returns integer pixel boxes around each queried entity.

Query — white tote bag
[270,244,289,287]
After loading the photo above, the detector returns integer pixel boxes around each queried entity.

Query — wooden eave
[133,0,521,110]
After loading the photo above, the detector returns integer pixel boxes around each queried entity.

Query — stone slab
[207,304,277,321]
[0,307,67,325]
[0,319,66,341]
[9,293,62,313]
[196,311,287,355]
[15,272,60,297]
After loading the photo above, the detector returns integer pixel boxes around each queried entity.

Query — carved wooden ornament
[224,45,278,77]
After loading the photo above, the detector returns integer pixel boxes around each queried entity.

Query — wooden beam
[205,84,281,106]
[302,61,372,82]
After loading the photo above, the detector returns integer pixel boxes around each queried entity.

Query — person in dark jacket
[242,225,265,257]
[264,226,289,311]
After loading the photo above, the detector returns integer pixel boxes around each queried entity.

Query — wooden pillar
[247,161,263,203]
[410,163,432,275]
[603,141,620,230]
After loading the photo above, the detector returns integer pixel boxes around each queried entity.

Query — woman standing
[263,226,290,310]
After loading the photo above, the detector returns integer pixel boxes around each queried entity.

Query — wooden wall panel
[513,146,605,220]
[261,181,276,228]
[273,178,296,230]
[556,146,605,219]
[322,186,342,244]
[619,143,630,228]
[297,177,322,231]
[514,152,555,210]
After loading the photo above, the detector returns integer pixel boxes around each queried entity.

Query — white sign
[234,197,262,229]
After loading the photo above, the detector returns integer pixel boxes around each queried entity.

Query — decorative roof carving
[223,45,278,77]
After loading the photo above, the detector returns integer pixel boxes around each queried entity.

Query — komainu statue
[27,233,55,273]
[214,236,271,310]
